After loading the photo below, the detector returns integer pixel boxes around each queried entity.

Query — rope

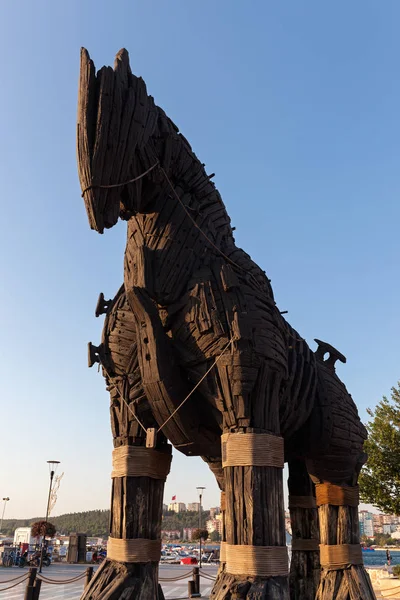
[220,541,226,563]
[157,335,236,434]
[159,166,269,295]
[100,335,235,438]
[38,571,87,584]
[225,544,288,577]
[288,495,317,509]
[199,570,217,581]
[0,574,28,592]
[0,571,29,584]
[81,162,160,197]
[107,538,161,562]
[102,364,148,434]
[319,544,363,570]
[316,483,359,507]
[221,432,284,468]
[158,571,193,581]
[111,445,172,479]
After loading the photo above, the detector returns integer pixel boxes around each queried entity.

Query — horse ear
[114,48,132,84]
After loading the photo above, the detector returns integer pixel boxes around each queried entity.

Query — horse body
[79,48,374,600]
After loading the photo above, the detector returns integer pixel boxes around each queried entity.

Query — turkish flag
[171,495,176,501]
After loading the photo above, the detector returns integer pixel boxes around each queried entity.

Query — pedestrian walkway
[2,581,213,599]
[0,565,215,599]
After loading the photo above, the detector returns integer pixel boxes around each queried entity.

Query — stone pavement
[0,563,216,599]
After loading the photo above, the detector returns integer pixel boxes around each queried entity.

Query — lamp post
[39,460,60,573]
[196,486,205,568]
[0,497,10,534]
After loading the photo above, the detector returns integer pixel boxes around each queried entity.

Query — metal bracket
[88,342,103,368]
[314,339,346,372]
[95,293,112,317]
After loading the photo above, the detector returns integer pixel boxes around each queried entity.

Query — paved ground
[0,563,217,599]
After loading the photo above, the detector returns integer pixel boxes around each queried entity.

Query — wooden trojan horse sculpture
[77,48,376,600]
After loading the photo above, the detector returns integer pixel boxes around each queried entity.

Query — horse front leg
[81,409,172,600]
[210,361,289,600]
[83,287,172,600]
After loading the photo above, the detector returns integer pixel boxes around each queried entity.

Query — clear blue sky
[1,0,399,519]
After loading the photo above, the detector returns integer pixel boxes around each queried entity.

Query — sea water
[363,550,399,567]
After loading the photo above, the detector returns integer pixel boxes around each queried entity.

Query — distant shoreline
[373,547,400,552]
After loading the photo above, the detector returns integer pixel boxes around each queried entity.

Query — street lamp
[39,461,60,573]
[196,487,205,568]
[0,498,10,534]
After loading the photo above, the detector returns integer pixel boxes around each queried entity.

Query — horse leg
[288,459,320,600]
[210,363,289,600]
[306,455,375,600]
[83,287,172,600]
[305,366,375,600]
[81,421,172,600]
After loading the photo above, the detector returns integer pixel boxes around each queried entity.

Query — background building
[206,514,223,536]
[209,507,221,518]
[183,528,196,541]
[168,502,187,513]
[161,530,180,540]
[187,503,201,512]
[359,511,374,537]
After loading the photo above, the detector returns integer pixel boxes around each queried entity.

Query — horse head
[77,48,182,233]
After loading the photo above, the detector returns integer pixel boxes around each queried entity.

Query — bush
[392,565,400,577]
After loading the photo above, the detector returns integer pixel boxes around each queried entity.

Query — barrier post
[32,578,42,600]
[85,566,94,587]
[194,566,200,594]
[24,567,37,600]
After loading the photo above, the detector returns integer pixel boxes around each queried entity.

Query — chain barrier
[0,571,29,584]
[159,570,193,582]
[37,571,87,584]
[199,569,217,581]
[0,573,28,592]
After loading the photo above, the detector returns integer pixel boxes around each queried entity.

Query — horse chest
[124,214,206,303]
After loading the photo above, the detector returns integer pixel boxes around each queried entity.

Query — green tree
[210,530,221,542]
[359,383,400,514]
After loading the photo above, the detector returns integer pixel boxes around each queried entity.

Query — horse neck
[124,130,271,303]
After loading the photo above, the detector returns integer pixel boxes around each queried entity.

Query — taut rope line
[99,334,236,437]
[81,162,160,197]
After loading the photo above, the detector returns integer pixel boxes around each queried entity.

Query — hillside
[1,509,210,538]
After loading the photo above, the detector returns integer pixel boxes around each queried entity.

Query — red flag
[171,495,176,501]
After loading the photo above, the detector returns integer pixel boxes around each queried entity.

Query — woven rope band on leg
[319,544,363,570]
[315,483,359,507]
[288,495,316,509]
[107,538,162,562]
[220,541,227,562]
[291,538,319,552]
[225,544,288,576]
[111,446,172,480]
[221,433,284,468]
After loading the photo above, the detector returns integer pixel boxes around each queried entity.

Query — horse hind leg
[305,365,375,600]
[288,459,320,600]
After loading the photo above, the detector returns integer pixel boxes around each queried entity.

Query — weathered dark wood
[77,48,372,599]
[288,460,320,600]
[315,500,375,600]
